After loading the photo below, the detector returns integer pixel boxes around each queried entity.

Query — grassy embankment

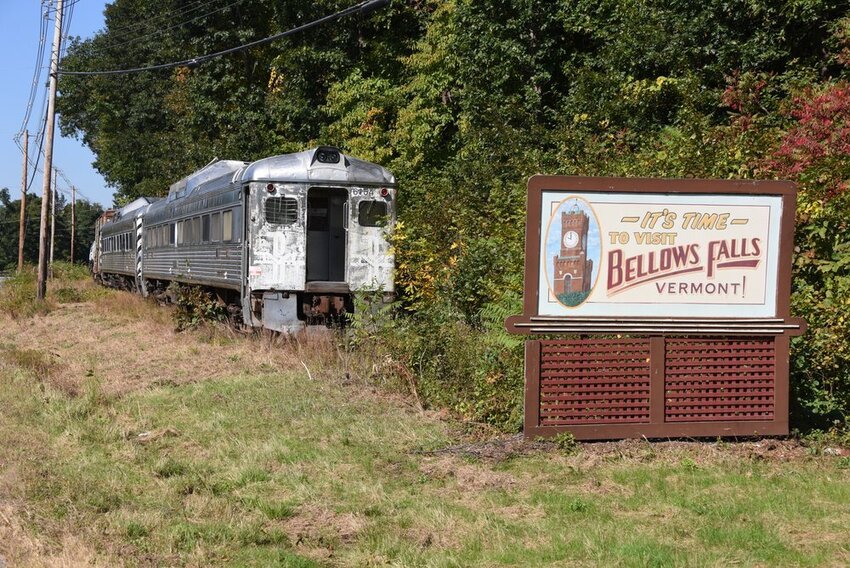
[1,267,849,566]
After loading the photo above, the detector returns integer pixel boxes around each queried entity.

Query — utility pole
[70,185,76,263]
[18,131,28,272]
[37,0,64,299]
[50,168,56,278]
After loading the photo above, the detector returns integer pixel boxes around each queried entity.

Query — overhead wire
[17,0,93,204]
[95,0,251,53]
[16,3,50,138]
[97,0,239,42]
[45,0,84,13]
[58,0,389,76]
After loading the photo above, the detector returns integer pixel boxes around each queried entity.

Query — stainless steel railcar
[93,147,396,332]
[97,198,156,289]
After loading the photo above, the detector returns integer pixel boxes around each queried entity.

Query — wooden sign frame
[506,176,806,440]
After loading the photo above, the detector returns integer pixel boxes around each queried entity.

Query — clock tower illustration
[553,201,594,303]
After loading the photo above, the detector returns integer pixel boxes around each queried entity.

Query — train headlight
[316,149,340,164]
[380,187,390,198]
[266,183,276,194]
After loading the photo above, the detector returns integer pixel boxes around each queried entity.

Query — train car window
[194,217,202,244]
[202,215,210,242]
[170,223,176,246]
[265,197,298,225]
[177,221,184,245]
[211,213,221,242]
[358,200,388,227]
[223,210,233,242]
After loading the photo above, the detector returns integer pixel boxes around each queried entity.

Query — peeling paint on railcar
[248,184,307,291]
[347,195,394,292]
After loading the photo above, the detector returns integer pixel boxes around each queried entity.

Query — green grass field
[1,287,849,566]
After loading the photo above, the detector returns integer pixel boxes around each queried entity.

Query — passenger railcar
[97,198,156,289]
[92,147,396,332]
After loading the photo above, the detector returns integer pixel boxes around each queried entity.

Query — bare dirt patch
[419,455,518,491]
[280,504,366,561]
[0,502,106,568]
[415,432,820,465]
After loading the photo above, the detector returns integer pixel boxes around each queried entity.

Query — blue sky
[0,1,112,208]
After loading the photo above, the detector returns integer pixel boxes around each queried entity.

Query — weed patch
[1,346,56,383]
[0,268,53,318]
[170,282,229,331]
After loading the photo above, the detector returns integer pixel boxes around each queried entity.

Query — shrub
[169,283,229,331]
[0,267,53,319]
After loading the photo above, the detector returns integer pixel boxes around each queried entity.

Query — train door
[306,187,347,282]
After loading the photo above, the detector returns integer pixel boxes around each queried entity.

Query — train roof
[119,196,158,215]
[168,159,248,199]
[242,147,396,186]
[154,147,394,211]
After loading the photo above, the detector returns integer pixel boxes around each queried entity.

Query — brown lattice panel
[539,339,651,425]
[664,337,776,422]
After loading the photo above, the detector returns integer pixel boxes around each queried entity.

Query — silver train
[91,147,396,332]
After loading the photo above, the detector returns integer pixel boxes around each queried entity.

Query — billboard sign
[506,176,806,440]
[538,192,782,318]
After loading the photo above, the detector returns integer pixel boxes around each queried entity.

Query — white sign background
[537,192,783,318]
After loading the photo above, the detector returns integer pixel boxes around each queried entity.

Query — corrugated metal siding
[144,244,242,290]
[101,251,135,276]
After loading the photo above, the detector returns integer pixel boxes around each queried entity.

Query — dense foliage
[58,0,850,431]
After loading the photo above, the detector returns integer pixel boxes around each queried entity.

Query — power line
[97,0,243,47]
[58,0,389,77]
[15,132,93,203]
[45,0,83,13]
[95,0,251,53]
[16,5,50,138]
[99,0,229,39]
